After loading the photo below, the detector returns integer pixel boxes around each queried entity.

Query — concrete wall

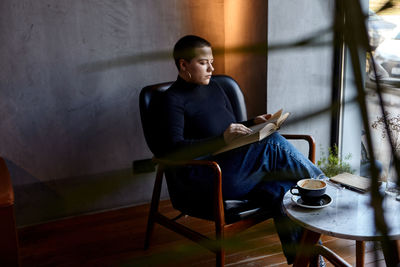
[267,0,335,160]
[0,0,268,226]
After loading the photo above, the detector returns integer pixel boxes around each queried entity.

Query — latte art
[300,180,325,189]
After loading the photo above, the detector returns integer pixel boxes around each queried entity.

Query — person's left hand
[254,114,272,125]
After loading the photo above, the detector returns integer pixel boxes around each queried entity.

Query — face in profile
[180,46,214,85]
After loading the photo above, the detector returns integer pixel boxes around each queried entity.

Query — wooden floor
[18,200,386,266]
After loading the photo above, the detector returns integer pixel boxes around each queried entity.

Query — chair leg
[0,206,20,266]
[144,166,164,250]
[216,248,225,267]
[215,221,225,266]
[356,241,365,267]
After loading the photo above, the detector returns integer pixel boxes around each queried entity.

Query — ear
[179,59,187,71]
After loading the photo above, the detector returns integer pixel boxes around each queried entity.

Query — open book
[213,109,290,155]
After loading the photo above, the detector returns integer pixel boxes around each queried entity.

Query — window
[363,1,400,188]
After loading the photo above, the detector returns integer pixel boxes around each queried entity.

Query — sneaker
[309,255,326,267]
[319,255,326,267]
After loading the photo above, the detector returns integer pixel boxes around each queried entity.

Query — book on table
[330,172,372,192]
[213,109,290,155]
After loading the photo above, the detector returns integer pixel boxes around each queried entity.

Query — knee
[264,132,300,156]
[263,132,288,146]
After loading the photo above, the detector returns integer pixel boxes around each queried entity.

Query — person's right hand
[223,123,253,144]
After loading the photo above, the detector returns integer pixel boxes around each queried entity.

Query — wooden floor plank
[18,200,386,266]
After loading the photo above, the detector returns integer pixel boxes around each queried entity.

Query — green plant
[317,145,354,177]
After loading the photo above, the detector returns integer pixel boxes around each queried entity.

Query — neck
[178,72,187,81]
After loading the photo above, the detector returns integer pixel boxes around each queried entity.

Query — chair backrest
[139,75,247,156]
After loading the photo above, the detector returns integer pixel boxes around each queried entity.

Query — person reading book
[154,35,326,265]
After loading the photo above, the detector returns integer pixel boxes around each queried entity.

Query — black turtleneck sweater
[157,76,251,159]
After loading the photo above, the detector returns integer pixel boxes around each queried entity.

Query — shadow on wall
[5,158,168,227]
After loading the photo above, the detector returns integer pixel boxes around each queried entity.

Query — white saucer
[291,194,332,209]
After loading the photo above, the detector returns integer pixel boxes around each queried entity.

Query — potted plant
[317,145,354,178]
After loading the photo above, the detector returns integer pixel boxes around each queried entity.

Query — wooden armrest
[0,158,14,208]
[282,134,316,163]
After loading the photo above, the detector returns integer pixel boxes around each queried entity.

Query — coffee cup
[290,178,327,204]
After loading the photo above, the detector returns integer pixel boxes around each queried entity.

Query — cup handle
[290,186,300,196]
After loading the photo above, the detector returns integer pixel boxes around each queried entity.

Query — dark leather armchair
[140,75,315,266]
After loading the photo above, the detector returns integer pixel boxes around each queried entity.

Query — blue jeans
[211,132,323,199]
[210,132,324,264]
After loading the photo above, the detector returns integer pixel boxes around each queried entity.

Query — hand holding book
[223,114,274,144]
[223,123,254,144]
[253,113,273,125]
[215,109,290,155]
